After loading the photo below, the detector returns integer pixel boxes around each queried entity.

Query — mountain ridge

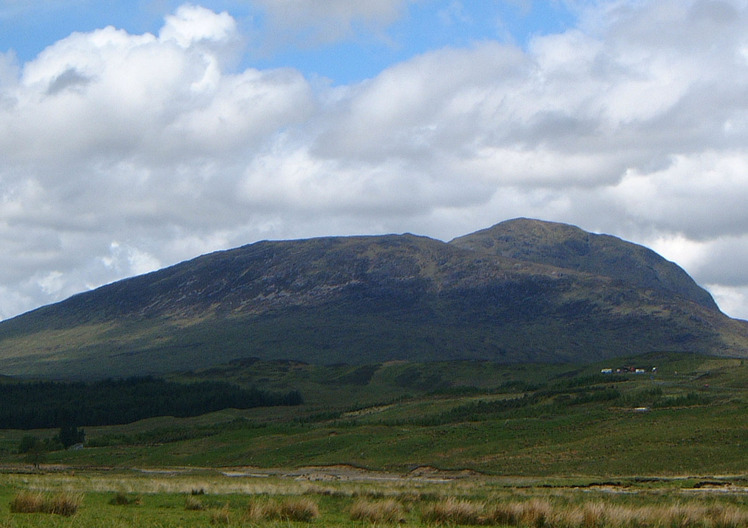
[0,218,746,379]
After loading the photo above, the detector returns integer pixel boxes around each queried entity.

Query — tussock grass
[581,502,607,528]
[244,497,320,523]
[487,501,521,526]
[9,490,82,516]
[2,471,746,528]
[350,498,406,523]
[109,491,142,505]
[210,503,231,525]
[712,505,748,528]
[184,495,205,511]
[517,498,553,528]
[600,502,748,528]
[280,497,321,522]
[421,497,486,525]
[48,492,82,517]
[419,498,748,528]
[9,491,45,514]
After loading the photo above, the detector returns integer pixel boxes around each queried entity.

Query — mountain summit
[0,219,746,379]
[451,218,718,311]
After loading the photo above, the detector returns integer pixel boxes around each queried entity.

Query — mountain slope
[450,218,718,310]
[0,219,746,379]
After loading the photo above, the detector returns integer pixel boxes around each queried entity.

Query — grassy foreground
[0,469,746,527]
[0,353,745,525]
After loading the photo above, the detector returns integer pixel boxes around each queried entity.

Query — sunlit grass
[244,497,320,523]
[349,498,406,523]
[0,470,746,527]
[9,490,82,516]
[418,498,748,528]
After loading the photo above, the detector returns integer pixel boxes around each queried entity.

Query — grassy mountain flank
[0,353,745,476]
[450,218,718,310]
[0,219,746,379]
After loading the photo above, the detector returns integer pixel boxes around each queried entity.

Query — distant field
[0,352,745,477]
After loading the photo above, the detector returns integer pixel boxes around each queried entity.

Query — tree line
[0,377,302,429]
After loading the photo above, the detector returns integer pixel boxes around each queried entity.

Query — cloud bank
[1,0,747,320]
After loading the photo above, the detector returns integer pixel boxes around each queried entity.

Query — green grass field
[0,353,746,525]
[0,469,746,527]
[1,353,746,476]
[0,352,745,477]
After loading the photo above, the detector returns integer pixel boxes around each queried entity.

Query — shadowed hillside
[0,219,746,379]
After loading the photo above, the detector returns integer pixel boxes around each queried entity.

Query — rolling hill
[0,218,746,379]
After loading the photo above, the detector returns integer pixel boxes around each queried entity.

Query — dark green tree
[18,435,40,454]
[55,424,85,449]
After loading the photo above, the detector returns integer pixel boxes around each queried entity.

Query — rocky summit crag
[0,218,746,379]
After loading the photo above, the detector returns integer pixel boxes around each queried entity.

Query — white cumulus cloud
[0,0,747,322]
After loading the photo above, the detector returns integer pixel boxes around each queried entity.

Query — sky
[0,0,747,322]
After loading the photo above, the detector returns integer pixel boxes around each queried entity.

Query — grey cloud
[688,0,740,29]
[600,1,743,52]
[696,238,748,287]
[46,67,90,95]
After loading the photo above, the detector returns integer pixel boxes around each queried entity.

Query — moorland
[0,219,745,525]
[0,352,746,526]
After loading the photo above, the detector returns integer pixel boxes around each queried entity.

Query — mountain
[450,218,719,311]
[0,218,746,379]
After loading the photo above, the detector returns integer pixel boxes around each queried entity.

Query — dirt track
[3,463,747,494]
[221,464,478,483]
